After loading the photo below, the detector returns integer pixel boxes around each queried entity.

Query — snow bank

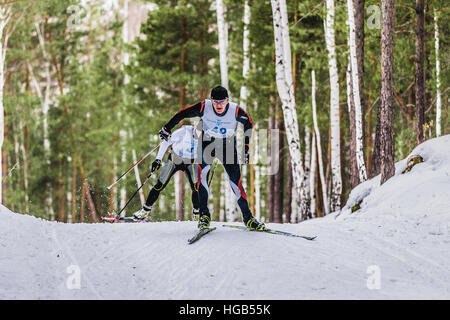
[340,134,450,219]
[1,136,450,299]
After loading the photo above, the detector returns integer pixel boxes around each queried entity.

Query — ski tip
[101,217,118,223]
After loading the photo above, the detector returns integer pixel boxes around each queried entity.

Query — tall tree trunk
[216,0,237,221]
[366,92,374,176]
[175,172,184,221]
[71,147,77,223]
[303,126,311,218]
[2,109,6,204]
[253,120,261,221]
[268,108,275,222]
[216,0,229,90]
[67,157,73,223]
[240,0,250,109]
[176,13,188,221]
[80,180,86,223]
[309,132,317,218]
[324,0,342,212]
[353,0,366,145]
[347,0,367,187]
[371,100,382,178]
[273,109,284,223]
[433,9,441,137]
[311,70,329,215]
[347,61,360,189]
[56,157,65,222]
[22,71,30,213]
[284,152,292,223]
[271,0,309,219]
[415,0,425,145]
[0,7,10,201]
[379,0,396,184]
[83,178,98,223]
[27,21,54,219]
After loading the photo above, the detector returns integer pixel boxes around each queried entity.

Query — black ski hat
[210,86,229,100]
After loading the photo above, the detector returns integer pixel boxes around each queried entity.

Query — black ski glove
[151,159,162,172]
[159,126,171,141]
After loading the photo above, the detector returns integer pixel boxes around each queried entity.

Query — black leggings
[145,155,201,210]
[197,138,253,221]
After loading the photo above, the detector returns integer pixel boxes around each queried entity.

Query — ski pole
[107,142,161,190]
[114,171,154,218]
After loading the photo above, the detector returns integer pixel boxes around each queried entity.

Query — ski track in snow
[1,135,450,299]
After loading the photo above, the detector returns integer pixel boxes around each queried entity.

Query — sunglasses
[212,98,228,104]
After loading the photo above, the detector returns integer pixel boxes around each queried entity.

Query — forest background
[0,0,448,224]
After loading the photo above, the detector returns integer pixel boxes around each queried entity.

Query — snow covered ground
[1,135,450,300]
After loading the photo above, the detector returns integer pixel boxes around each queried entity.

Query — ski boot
[133,204,152,221]
[244,217,265,231]
[197,215,211,229]
[192,208,200,221]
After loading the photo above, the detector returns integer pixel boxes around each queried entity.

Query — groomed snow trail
[1,135,449,299]
[1,209,449,300]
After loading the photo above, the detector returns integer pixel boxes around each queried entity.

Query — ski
[222,224,316,241]
[188,227,217,244]
[101,216,148,223]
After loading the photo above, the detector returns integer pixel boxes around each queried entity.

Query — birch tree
[324,0,342,211]
[216,0,238,222]
[27,21,54,219]
[238,0,250,195]
[239,0,250,111]
[309,132,317,217]
[346,0,367,184]
[434,9,441,137]
[271,0,309,219]
[0,6,11,201]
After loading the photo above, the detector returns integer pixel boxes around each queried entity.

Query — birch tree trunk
[304,127,311,195]
[253,121,261,221]
[434,9,441,137]
[0,7,9,201]
[324,0,342,212]
[311,70,329,215]
[303,126,311,218]
[267,110,275,222]
[238,0,250,205]
[309,132,317,217]
[240,0,250,109]
[346,61,359,189]
[347,0,367,184]
[216,0,237,221]
[271,0,309,219]
[216,0,229,90]
[380,0,396,184]
[33,22,54,219]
